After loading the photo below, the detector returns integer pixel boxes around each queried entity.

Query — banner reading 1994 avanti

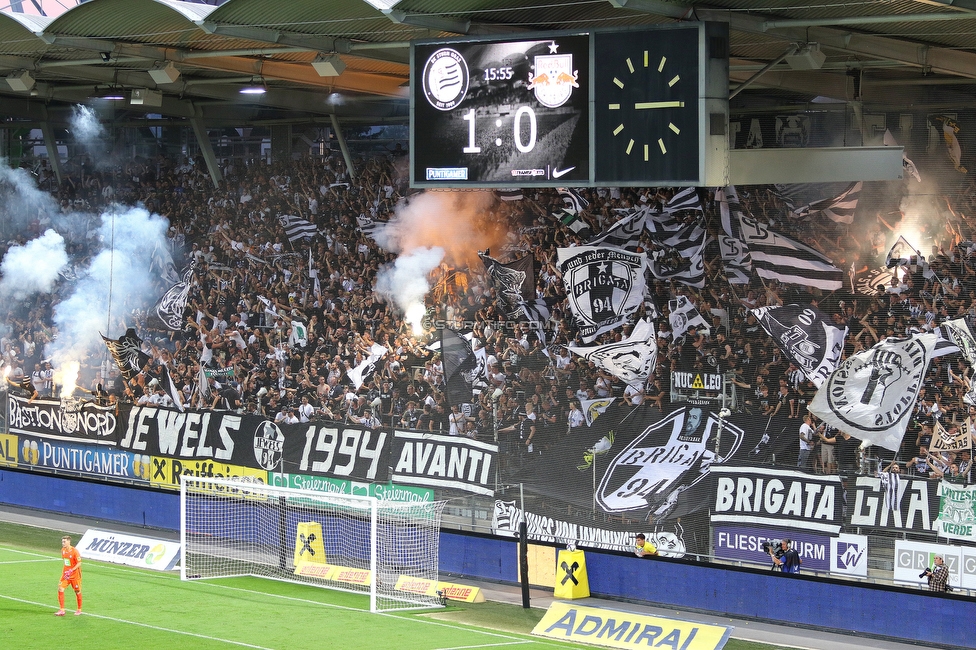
[2,394,496,497]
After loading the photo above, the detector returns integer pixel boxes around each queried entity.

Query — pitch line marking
[433,642,527,650]
[0,593,277,649]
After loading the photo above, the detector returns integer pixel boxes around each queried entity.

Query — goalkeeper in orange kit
[56,535,82,616]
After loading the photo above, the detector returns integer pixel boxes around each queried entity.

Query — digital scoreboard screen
[410,24,728,188]
[411,34,590,187]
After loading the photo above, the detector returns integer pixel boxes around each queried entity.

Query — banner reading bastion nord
[2,394,497,497]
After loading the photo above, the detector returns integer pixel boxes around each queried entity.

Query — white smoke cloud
[46,206,170,367]
[0,229,68,299]
[70,105,105,146]
[374,246,445,333]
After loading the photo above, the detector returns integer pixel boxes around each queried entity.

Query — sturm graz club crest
[253,420,285,471]
[596,407,743,519]
[527,42,578,109]
[422,48,469,111]
[824,337,928,432]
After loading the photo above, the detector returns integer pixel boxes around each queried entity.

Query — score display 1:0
[461,106,538,154]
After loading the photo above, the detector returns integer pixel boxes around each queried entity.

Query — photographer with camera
[766,538,802,574]
[921,555,950,592]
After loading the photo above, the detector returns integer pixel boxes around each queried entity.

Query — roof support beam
[190,114,223,188]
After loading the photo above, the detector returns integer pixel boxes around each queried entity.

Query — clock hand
[634,101,684,109]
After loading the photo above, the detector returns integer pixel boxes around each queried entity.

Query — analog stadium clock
[593,26,702,185]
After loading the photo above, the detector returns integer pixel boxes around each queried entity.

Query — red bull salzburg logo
[528,42,578,108]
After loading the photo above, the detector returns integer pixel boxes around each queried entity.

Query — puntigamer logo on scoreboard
[426,167,468,180]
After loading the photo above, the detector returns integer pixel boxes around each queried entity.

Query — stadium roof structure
[2,0,976,127]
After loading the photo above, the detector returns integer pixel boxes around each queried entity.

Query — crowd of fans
[2,145,976,484]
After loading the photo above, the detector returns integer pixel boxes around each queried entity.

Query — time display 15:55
[483,66,514,81]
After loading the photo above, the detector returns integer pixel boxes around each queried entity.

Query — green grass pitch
[0,521,791,650]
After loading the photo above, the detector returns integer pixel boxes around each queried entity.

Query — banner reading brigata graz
[847,474,940,533]
[711,465,844,534]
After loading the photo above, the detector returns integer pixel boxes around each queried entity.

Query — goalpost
[180,475,446,612]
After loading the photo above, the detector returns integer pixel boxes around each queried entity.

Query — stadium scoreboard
[410,22,729,189]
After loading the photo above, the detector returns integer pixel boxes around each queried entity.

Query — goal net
[180,476,446,612]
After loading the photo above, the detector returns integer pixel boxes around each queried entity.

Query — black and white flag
[346,343,388,390]
[738,214,844,289]
[792,181,862,224]
[886,236,933,279]
[596,406,744,518]
[587,207,648,251]
[558,246,646,343]
[148,264,194,331]
[441,327,476,406]
[496,188,524,202]
[505,297,552,326]
[662,187,703,214]
[849,263,895,296]
[557,187,589,214]
[569,319,658,385]
[940,318,976,402]
[653,217,708,259]
[279,214,319,242]
[810,334,938,451]
[356,214,381,239]
[154,365,185,412]
[101,329,151,382]
[752,304,847,388]
[668,295,710,337]
[479,252,534,306]
[716,186,753,284]
[650,250,706,288]
[883,129,922,183]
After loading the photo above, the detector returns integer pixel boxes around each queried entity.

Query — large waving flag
[738,214,843,289]
[479,252,534,307]
[791,182,863,224]
[716,186,752,284]
[102,329,151,382]
[810,334,938,451]
[668,296,710,337]
[346,343,388,390]
[278,214,319,242]
[569,319,658,385]
[441,327,476,406]
[662,187,703,214]
[148,263,194,331]
[587,207,647,251]
[558,246,646,343]
[752,304,847,387]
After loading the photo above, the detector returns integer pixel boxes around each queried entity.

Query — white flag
[569,319,657,385]
[810,334,938,451]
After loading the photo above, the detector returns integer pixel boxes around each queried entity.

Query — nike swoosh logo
[552,166,576,178]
